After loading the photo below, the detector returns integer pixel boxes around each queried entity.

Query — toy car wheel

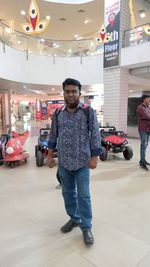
[99,147,108,161]
[35,145,39,157]
[123,146,133,160]
[36,151,44,167]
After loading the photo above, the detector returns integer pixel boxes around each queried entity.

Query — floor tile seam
[94,192,150,214]
[135,250,150,267]
[104,222,150,248]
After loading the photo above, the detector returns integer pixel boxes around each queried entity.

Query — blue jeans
[139,131,150,165]
[59,165,92,231]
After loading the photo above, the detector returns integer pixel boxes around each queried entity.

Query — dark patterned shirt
[48,103,101,171]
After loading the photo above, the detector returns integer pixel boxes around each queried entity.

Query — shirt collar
[62,102,83,111]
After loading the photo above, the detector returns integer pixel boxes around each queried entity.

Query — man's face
[63,85,80,108]
[144,97,150,106]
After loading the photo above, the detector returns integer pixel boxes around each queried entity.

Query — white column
[103,0,131,133]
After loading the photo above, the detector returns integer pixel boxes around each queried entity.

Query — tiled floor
[0,129,150,267]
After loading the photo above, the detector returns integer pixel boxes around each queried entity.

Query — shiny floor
[0,127,150,267]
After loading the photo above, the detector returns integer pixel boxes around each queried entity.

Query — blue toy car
[35,124,57,167]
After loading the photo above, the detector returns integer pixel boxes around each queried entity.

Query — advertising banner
[104,0,120,68]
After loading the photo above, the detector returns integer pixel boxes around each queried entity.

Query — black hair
[62,78,82,92]
[142,94,150,102]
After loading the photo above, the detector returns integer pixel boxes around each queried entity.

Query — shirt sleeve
[48,112,58,149]
[89,109,102,157]
[137,106,150,120]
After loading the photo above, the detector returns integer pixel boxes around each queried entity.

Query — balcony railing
[0,22,103,58]
[123,23,150,48]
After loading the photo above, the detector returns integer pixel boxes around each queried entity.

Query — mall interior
[0,0,150,266]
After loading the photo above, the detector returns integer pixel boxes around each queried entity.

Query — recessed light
[52,88,55,91]
[59,18,66,21]
[74,34,78,38]
[138,10,146,18]
[46,15,51,20]
[21,10,26,16]
[68,49,72,53]
[40,38,45,43]
[78,9,85,13]
[90,42,94,46]
[84,19,90,24]
[17,40,21,44]
[5,28,11,33]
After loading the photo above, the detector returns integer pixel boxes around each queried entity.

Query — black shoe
[145,161,150,166]
[140,164,149,171]
[61,219,80,233]
[83,230,94,245]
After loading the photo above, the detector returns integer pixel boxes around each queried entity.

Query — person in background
[48,78,101,245]
[136,95,150,171]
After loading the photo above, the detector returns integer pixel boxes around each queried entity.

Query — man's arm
[89,109,102,169]
[137,106,150,120]
[48,112,58,167]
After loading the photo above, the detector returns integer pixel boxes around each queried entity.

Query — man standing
[48,78,101,245]
[137,95,150,171]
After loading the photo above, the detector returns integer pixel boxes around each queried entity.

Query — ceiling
[0,0,150,41]
[0,0,102,40]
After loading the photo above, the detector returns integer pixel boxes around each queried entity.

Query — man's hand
[48,156,56,168]
[89,157,98,169]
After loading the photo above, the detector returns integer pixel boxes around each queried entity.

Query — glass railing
[0,22,103,58]
[123,23,150,48]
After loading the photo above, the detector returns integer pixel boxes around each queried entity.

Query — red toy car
[99,125,133,161]
[2,130,29,167]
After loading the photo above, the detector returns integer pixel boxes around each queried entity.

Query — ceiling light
[5,28,11,33]
[21,10,26,16]
[74,34,78,38]
[84,19,90,24]
[52,88,55,91]
[129,90,133,93]
[17,40,21,44]
[68,49,72,53]
[90,42,94,46]
[40,38,45,43]
[78,9,85,13]
[76,37,83,40]
[46,15,51,20]
[138,10,146,18]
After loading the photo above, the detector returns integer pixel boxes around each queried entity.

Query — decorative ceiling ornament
[129,0,136,29]
[97,24,111,44]
[21,0,49,35]
[143,25,150,36]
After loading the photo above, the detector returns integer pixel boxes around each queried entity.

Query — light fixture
[76,37,82,40]
[21,10,26,16]
[129,90,133,93]
[90,42,94,46]
[46,15,51,20]
[40,38,45,42]
[68,49,72,53]
[138,10,146,18]
[17,40,21,44]
[74,34,78,38]
[5,28,11,33]
[52,88,55,91]
[84,19,90,24]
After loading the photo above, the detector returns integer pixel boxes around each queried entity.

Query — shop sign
[104,0,120,68]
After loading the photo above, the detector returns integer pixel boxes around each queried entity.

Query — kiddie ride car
[35,124,57,167]
[99,125,133,161]
[2,130,30,168]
